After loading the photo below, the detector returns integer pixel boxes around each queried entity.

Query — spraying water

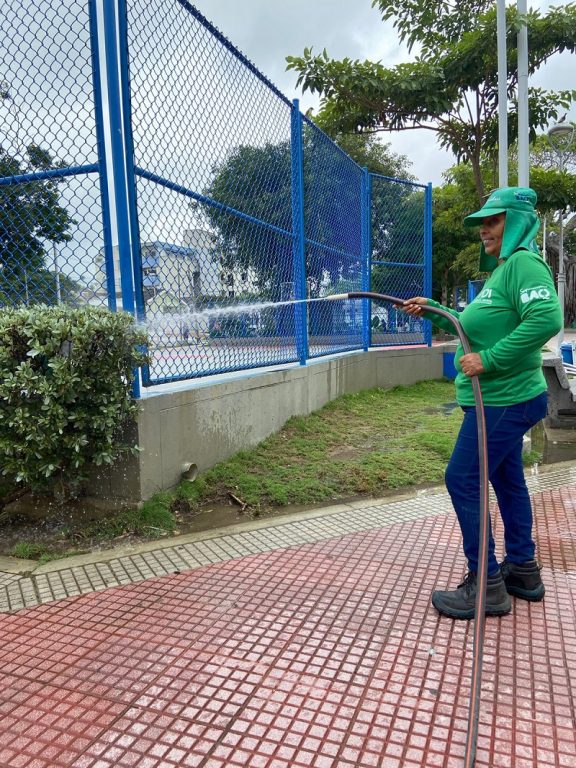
[143,295,345,337]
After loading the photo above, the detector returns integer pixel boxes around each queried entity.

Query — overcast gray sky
[192,0,576,186]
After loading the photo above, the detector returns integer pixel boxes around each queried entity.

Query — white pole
[557,151,565,354]
[548,123,574,354]
[497,0,508,188]
[517,0,529,186]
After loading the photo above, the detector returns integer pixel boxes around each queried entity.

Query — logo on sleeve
[520,285,551,304]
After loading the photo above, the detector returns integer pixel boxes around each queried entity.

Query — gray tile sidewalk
[1,462,575,614]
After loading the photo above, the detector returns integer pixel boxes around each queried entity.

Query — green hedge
[0,305,148,498]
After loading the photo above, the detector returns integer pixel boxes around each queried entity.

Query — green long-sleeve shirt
[426,249,562,406]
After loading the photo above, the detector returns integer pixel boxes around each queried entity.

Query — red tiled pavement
[0,485,575,768]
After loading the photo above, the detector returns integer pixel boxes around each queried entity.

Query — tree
[0,85,75,307]
[430,144,576,314]
[286,1,576,201]
[203,132,413,300]
[330,131,414,180]
[431,177,479,306]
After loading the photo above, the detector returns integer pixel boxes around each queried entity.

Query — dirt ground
[0,491,343,559]
[0,484,435,560]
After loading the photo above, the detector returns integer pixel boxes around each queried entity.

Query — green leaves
[287,2,576,200]
[0,143,75,306]
[0,305,148,497]
[371,0,495,55]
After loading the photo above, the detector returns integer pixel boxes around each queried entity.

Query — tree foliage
[0,145,75,306]
[431,144,576,314]
[1,84,75,307]
[286,1,576,200]
[203,132,412,298]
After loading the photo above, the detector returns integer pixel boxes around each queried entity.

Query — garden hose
[327,291,489,768]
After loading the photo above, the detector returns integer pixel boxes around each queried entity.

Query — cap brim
[463,207,506,227]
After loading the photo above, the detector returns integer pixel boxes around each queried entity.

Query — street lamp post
[547,121,575,355]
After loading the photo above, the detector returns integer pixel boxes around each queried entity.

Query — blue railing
[0,0,432,390]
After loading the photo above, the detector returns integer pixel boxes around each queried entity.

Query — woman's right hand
[395,296,429,317]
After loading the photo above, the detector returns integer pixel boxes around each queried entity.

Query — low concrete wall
[90,344,450,501]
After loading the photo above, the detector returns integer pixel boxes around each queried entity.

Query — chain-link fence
[1,0,432,389]
[370,175,431,347]
[0,0,109,312]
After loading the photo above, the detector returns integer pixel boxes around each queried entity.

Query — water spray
[327,291,488,768]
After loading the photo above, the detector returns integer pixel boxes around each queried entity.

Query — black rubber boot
[500,559,545,602]
[432,571,511,620]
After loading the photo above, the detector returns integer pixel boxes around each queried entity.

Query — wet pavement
[1,463,575,767]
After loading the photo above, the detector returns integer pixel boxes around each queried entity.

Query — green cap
[464,187,537,226]
[463,187,541,272]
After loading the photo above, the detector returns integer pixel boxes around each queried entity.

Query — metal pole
[424,183,433,347]
[88,0,117,311]
[102,0,135,316]
[557,151,565,353]
[290,99,308,365]
[547,122,574,355]
[361,168,371,351]
[497,0,508,187]
[117,0,145,325]
[517,0,529,186]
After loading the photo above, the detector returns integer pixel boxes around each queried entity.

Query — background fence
[0,0,431,390]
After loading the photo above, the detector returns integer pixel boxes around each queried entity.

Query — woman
[400,187,562,620]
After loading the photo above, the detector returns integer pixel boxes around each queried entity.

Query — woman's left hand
[459,353,484,377]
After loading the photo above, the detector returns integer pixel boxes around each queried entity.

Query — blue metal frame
[424,182,433,347]
[291,100,308,365]
[0,164,99,185]
[361,168,371,351]
[117,0,145,325]
[103,0,139,396]
[174,0,292,108]
[88,0,116,312]
[102,0,135,317]
[369,173,428,190]
[134,167,295,241]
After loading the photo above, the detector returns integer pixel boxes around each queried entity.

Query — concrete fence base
[87,345,452,502]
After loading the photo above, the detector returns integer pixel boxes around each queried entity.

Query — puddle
[423,402,459,417]
[530,421,576,464]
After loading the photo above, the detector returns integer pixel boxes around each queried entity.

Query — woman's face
[479,213,506,257]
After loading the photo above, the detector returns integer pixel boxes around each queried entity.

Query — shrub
[0,304,148,499]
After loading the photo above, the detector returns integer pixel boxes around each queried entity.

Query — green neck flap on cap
[465,187,541,273]
[479,209,540,271]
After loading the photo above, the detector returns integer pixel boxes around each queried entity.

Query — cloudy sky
[192,0,576,186]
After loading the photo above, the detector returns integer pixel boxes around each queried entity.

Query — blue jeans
[445,391,548,575]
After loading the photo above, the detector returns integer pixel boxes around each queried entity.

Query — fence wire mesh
[303,119,365,358]
[0,0,107,310]
[2,0,430,388]
[370,175,428,346]
[125,0,301,383]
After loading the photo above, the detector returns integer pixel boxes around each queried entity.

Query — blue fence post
[361,168,371,351]
[102,0,135,316]
[102,0,140,396]
[88,0,116,311]
[117,0,145,325]
[291,100,308,365]
[424,182,433,347]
